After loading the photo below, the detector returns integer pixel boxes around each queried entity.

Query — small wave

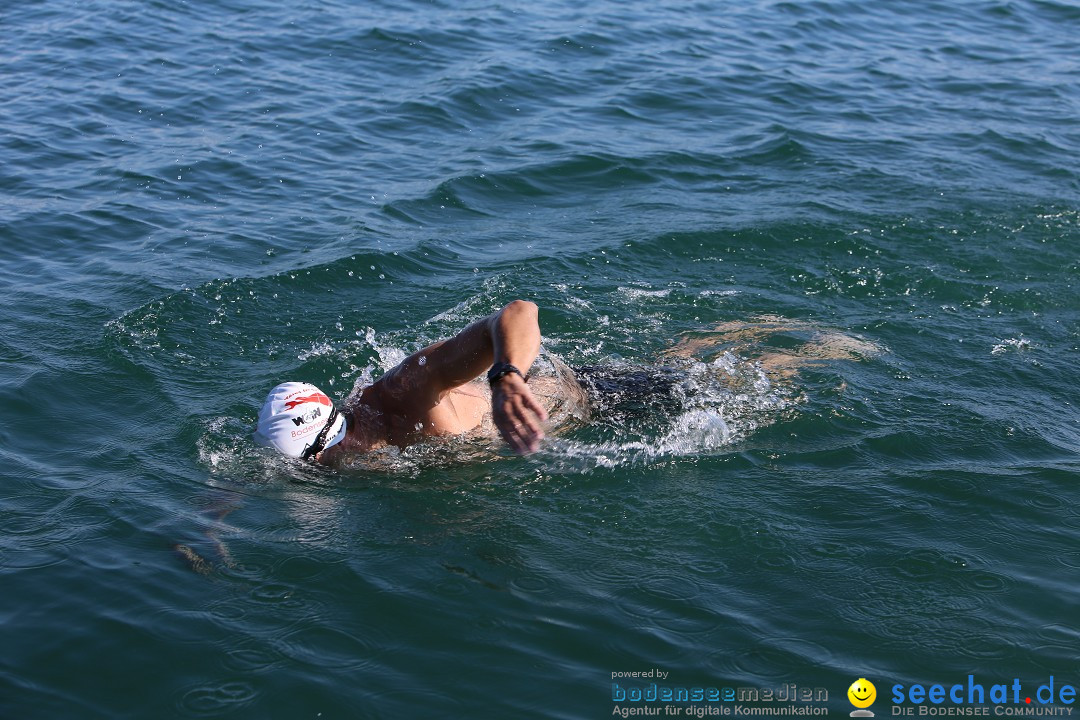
[617,286,673,300]
[991,337,1032,355]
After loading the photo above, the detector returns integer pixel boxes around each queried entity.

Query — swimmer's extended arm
[487,301,549,454]
[375,300,548,453]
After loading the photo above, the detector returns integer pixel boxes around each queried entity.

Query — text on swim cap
[291,406,323,426]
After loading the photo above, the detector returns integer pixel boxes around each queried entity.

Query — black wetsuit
[571,364,684,418]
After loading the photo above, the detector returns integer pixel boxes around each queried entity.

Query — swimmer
[255,300,556,461]
[254,304,880,463]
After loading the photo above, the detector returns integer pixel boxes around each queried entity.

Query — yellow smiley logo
[848,678,877,709]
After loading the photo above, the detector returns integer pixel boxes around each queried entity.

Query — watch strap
[487,362,525,385]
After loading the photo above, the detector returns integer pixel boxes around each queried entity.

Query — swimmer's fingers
[521,387,548,423]
[492,378,546,454]
[512,384,548,453]
[494,407,528,453]
[502,423,533,455]
[497,397,544,454]
[491,394,520,451]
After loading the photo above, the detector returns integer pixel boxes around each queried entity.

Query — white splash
[991,337,1032,355]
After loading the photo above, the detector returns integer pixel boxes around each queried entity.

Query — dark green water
[2,0,1078,717]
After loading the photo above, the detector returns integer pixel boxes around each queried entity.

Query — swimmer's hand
[491,373,548,454]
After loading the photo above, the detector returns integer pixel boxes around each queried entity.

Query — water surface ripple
[2,0,1078,717]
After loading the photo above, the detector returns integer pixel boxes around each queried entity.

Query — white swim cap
[254,382,347,459]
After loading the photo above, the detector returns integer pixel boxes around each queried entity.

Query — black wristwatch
[487,362,525,385]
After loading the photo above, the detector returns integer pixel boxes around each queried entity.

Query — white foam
[991,337,1032,355]
[617,286,673,300]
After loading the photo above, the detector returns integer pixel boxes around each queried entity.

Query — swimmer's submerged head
[254,381,347,459]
